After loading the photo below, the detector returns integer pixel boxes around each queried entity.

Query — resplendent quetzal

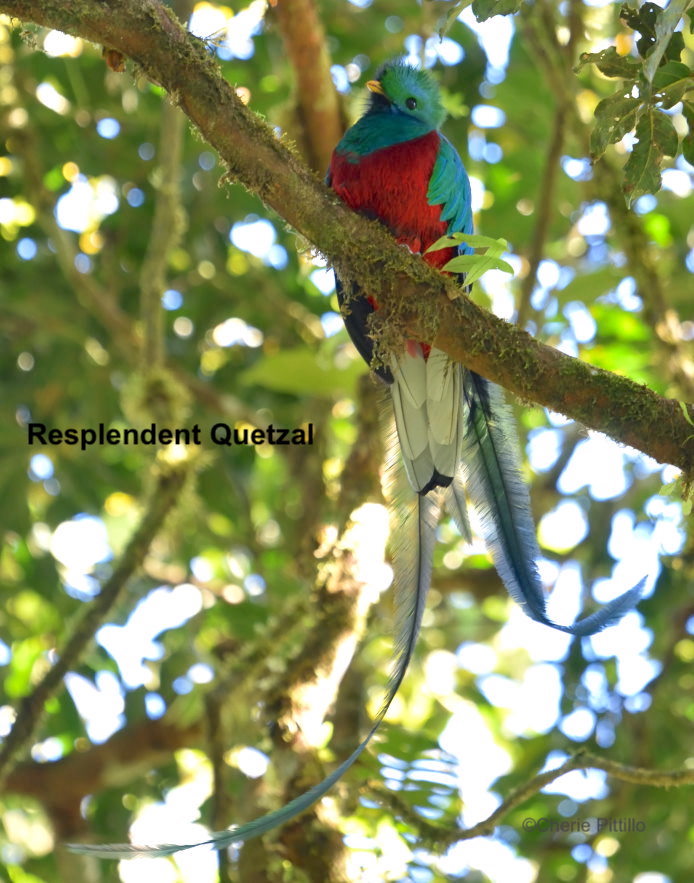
[69,60,643,860]
[328,58,641,637]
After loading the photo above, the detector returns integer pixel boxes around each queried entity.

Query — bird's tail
[455,371,644,636]
[67,481,440,860]
[389,346,465,495]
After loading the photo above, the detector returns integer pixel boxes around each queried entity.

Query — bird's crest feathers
[367,59,446,130]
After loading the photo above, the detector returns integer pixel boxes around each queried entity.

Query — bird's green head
[365,59,446,131]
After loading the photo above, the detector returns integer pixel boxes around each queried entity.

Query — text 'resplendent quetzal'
[69,59,644,860]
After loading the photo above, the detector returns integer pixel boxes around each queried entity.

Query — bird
[328,58,642,635]
[68,59,643,861]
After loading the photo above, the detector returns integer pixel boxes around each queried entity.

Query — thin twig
[368,750,694,850]
[205,694,231,880]
[139,98,186,367]
[516,106,566,328]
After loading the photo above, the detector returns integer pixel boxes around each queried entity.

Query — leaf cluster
[579,2,694,203]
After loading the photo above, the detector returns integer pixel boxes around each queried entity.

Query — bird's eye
[405,97,417,110]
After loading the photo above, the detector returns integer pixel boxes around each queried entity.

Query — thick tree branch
[1,0,692,478]
[5,716,204,838]
[272,0,344,172]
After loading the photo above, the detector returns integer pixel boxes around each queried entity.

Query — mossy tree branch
[139,98,185,368]
[1,0,692,479]
[137,0,192,369]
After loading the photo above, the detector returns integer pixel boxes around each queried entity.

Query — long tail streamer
[68,474,440,859]
[457,371,644,636]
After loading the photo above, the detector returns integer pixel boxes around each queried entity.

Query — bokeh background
[0,1,693,881]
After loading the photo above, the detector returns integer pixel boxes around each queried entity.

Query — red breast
[330,131,456,270]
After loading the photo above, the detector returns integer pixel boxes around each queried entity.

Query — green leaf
[426,232,513,285]
[439,87,469,120]
[642,0,690,82]
[683,132,694,167]
[679,400,694,427]
[577,47,641,79]
[441,253,514,285]
[425,232,509,253]
[651,108,680,154]
[591,91,642,158]
[652,60,694,108]
[425,232,467,253]
[472,0,521,23]
[620,2,659,58]
[436,1,474,39]
[623,108,678,203]
[555,268,624,305]
[682,99,694,166]
[239,345,364,397]
[652,59,693,89]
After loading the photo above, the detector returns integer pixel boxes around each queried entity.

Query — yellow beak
[366,80,386,96]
